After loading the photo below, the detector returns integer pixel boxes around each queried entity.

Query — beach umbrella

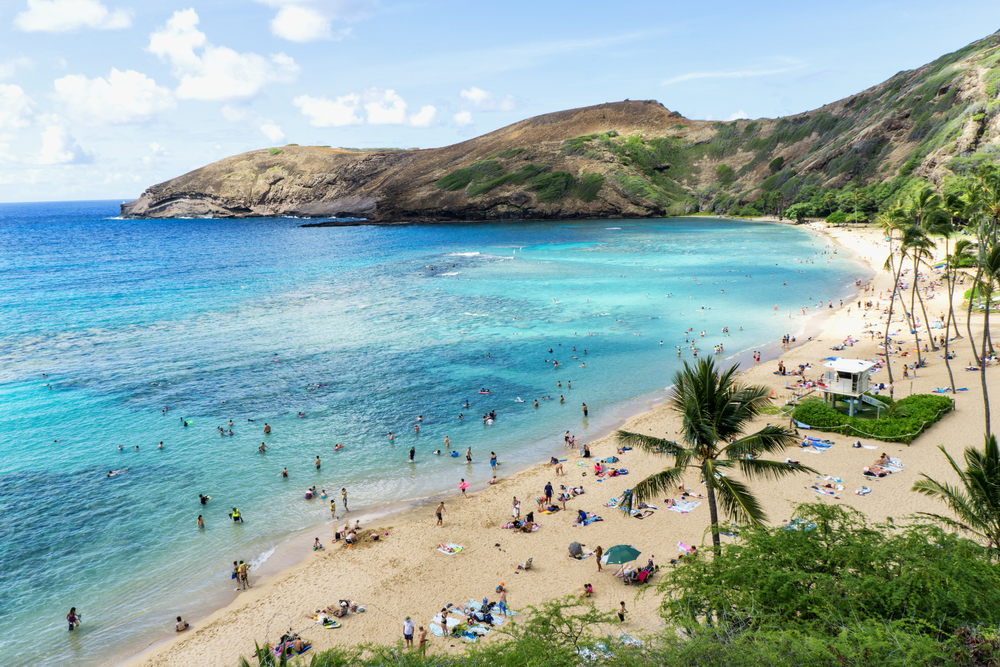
[604,544,641,565]
[568,542,583,557]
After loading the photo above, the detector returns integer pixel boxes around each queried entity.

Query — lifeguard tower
[820,358,878,417]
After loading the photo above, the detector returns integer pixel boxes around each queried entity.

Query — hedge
[791,393,953,444]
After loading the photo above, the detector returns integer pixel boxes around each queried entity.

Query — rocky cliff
[122,30,1000,223]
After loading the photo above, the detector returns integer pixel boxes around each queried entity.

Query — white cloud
[409,105,436,128]
[254,0,376,42]
[459,86,516,112]
[271,6,331,42]
[364,88,407,125]
[0,57,33,80]
[662,65,803,86]
[149,9,299,101]
[295,89,435,127]
[149,142,171,157]
[14,0,131,32]
[727,110,748,121]
[37,121,94,164]
[53,69,175,125]
[0,84,36,130]
[221,104,286,143]
[294,93,363,127]
[452,110,473,127]
[260,123,285,143]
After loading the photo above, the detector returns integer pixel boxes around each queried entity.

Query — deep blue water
[0,201,866,666]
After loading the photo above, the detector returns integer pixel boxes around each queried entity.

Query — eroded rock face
[123,31,1000,224]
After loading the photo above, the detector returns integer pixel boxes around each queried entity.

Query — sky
[0,0,998,203]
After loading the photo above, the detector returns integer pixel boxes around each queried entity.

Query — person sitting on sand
[582,583,593,598]
[877,452,890,466]
[345,531,356,545]
[520,520,535,533]
[313,538,323,550]
[175,616,190,632]
[367,532,380,542]
[323,602,349,617]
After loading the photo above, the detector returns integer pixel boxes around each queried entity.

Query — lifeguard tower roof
[823,358,875,373]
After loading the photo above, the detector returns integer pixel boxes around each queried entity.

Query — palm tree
[614,358,813,555]
[878,208,908,394]
[912,434,1000,557]
[902,224,936,367]
[908,188,949,353]
[974,241,1000,435]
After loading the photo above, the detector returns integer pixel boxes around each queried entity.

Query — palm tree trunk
[944,269,957,393]
[911,255,924,367]
[884,256,906,395]
[969,265,983,365]
[915,263,937,351]
[706,484,722,556]
[982,302,992,436]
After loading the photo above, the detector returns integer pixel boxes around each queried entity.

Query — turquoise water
[0,202,866,666]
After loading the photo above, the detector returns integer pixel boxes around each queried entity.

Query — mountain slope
[122,30,1000,222]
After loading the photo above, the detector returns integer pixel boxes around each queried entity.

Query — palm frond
[622,467,685,513]
[722,424,799,459]
[736,458,818,482]
[614,430,687,463]
[710,470,768,525]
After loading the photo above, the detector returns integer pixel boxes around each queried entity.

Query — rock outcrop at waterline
[121,100,695,223]
[122,29,1000,223]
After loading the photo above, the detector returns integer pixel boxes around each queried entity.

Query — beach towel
[883,465,904,474]
[812,486,838,497]
[855,486,872,496]
[668,501,701,514]
[889,458,905,467]
[633,510,654,519]
[539,508,560,514]
[605,498,620,508]
[437,543,463,555]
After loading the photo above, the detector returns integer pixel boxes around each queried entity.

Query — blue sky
[0,0,997,202]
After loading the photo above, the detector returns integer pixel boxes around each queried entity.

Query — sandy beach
[124,221,995,667]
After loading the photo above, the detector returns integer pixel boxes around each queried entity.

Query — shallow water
[0,202,865,666]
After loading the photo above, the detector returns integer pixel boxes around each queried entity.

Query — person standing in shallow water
[582,403,588,417]
[263,423,271,434]
[409,446,415,461]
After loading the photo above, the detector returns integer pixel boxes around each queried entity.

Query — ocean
[0,201,866,666]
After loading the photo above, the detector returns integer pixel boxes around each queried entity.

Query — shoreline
[120,218,871,667]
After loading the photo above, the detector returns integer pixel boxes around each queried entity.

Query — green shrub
[466,163,550,197]
[575,173,605,202]
[529,171,578,202]
[716,164,736,186]
[268,148,283,155]
[825,210,848,223]
[434,160,503,191]
[492,148,525,159]
[768,156,784,173]
[792,393,952,443]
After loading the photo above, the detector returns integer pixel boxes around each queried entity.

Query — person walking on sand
[595,546,603,572]
[417,626,427,654]
[436,501,446,526]
[341,488,349,512]
[617,601,628,624]
[403,616,414,648]
[460,478,468,498]
[498,585,508,615]
[544,481,553,505]
[512,496,520,520]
